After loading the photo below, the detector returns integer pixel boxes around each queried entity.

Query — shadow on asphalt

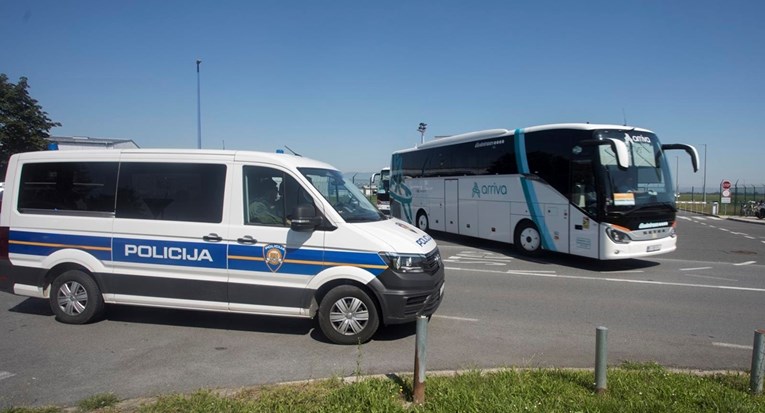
[9,297,417,344]
[430,230,662,273]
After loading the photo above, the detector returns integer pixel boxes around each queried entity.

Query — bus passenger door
[445,179,459,233]
[569,160,599,258]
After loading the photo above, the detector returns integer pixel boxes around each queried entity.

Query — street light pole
[418,122,427,145]
[196,59,202,149]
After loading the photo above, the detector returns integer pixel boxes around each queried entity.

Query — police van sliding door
[227,163,325,316]
[110,156,232,310]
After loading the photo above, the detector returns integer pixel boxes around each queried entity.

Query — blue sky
[2,1,763,191]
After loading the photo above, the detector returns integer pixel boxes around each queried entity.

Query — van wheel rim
[520,227,541,251]
[57,281,88,315]
[329,297,369,336]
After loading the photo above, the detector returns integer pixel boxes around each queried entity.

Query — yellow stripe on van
[9,240,112,252]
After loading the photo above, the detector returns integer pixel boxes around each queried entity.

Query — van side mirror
[290,204,322,232]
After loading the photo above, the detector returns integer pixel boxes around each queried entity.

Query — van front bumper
[368,263,445,325]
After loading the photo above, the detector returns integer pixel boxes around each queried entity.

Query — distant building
[46,136,139,150]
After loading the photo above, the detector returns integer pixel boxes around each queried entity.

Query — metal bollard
[595,326,608,394]
[751,329,765,395]
[413,315,428,404]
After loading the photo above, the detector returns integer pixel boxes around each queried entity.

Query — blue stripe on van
[9,230,112,261]
[10,230,388,276]
[514,129,556,252]
[113,237,228,269]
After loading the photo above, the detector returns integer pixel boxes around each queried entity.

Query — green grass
[5,363,762,413]
[78,393,120,411]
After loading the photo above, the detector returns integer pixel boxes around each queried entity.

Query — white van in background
[0,149,444,344]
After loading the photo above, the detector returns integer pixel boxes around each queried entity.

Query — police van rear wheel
[318,285,379,345]
[50,270,105,324]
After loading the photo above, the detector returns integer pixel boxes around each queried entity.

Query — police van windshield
[594,130,675,214]
[299,168,385,222]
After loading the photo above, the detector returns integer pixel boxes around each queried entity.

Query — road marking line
[710,217,723,220]
[445,267,765,293]
[0,371,15,381]
[713,342,752,350]
[734,261,756,266]
[602,270,644,274]
[720,228,730,232]
[683,273,736,281]
[695,217,707,221]
[708,225,716,228]
[746,236,755,239]
[679,267,713,271]
[432,315,479,322]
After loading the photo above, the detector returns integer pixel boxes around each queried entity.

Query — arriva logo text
[125,244,213,262]
[472,182,508,198]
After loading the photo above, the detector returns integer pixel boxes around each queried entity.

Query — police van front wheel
[49,270,105,324]
[318,285,379,345]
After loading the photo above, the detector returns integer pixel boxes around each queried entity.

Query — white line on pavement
[446,267,765,293]
[682,273,736,281]
[679,267,713,271]
[432,315,479,322]
[734,261,757,266]
[0,371,15,381]
[712,342,752,350]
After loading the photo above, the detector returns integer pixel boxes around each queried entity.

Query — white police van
[0,149,444,344]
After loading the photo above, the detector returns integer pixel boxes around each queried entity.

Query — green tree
[0,73,61,177]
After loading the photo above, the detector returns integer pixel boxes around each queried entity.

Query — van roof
[12,149,338,171]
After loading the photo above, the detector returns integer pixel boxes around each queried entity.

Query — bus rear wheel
[416,210,429,231]
[515,221,542,256]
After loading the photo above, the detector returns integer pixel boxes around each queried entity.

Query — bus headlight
[605,226,632,244]
[379,252,427,273]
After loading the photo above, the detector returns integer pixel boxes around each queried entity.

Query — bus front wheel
[416,210,429,231]
[515,221,542,256]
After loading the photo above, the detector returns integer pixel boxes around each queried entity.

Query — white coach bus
[390,124,698,260]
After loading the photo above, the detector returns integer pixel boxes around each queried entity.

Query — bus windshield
[594,130,675,213]
[299,168,385,222]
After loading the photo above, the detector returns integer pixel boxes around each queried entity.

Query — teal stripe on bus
[514,129,556,252]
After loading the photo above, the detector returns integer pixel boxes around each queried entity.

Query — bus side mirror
[290,204,322,232]
[580,138,630,170]
[661,144,699,173]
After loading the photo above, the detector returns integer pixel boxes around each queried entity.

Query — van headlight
[605,225,632,244]
[379,252,428,273]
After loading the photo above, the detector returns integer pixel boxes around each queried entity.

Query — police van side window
[116,162,226,223]
[18,162,118,214]
[243,166,313,226]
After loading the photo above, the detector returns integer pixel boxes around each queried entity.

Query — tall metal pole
[675,156,679,195]
[196,59,202,149]
[702,144,707,205]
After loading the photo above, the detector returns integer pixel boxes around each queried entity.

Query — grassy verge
[3,363,763,413]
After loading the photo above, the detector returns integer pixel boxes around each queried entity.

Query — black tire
[415,210,429,232]
[318,285,379,345]
[49,269,105,324]
[514,220,542,256]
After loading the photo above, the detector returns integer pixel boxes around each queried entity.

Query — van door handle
[236,235,257,244]
[203,233,223,242]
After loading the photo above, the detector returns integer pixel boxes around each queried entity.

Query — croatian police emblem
[263,244,286,272]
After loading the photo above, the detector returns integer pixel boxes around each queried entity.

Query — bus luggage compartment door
[445,179,459,233]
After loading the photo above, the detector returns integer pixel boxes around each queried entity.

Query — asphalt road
[1,211,764,408]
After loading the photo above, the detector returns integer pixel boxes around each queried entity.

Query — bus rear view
[390,124,698,260]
